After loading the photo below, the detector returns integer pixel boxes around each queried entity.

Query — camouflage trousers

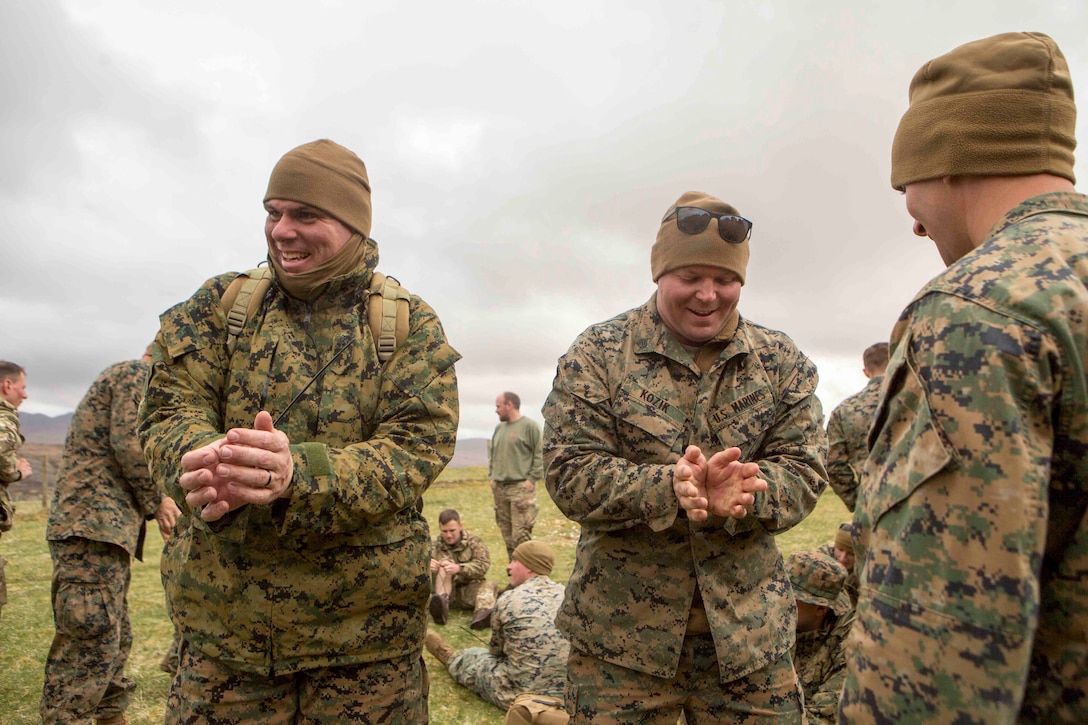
[434,573,499,616]
[166,640,430,724]
[447,646,523,709]
[40,538,135,725]
[0,553,7,623]
[564,636,803,724]
[492,480,538,560]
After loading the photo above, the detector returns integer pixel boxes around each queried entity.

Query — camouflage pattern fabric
[40,538,135,724]
[542,295,827,687]
[165,638,429,724]
[491,480,539,560]
[490,416,544,558]
[41,360,160,722]
[138,246,460,682]
[47,360,160,559]
[824,375,883,511]
[0,396,23,485]
[446,574,569,709]
[841,192,1088,723]
[792,596,854,725]
[565,640,803,724]
[432,529,495,610]
[1,397,23,558]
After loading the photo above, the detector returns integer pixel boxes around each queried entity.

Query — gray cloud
[3,1,1086,444]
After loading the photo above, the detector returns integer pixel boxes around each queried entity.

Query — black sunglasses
[662,206,753,244]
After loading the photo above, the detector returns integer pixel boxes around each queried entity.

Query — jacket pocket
[861,333,954,525]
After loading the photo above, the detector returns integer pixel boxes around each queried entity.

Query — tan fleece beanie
[891,32,1076,190]
[513,541,555,576]
[651,191,750,283]
[264,139,373,237]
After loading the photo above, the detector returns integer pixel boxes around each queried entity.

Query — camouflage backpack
[220,266,410,362]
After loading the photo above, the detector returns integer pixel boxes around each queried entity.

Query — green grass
[0,467,849,724]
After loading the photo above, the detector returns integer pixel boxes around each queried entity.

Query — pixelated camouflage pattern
[825,375,883,511]
[542,295,827,682]
[842,192,1088,723]
[432,529,493,610]
[47,360,160,559]
[165,639,429,724]
[447,574,569,709]
[793,599,854,725]
[492,480,539,559]
[565,641,803,723]
[138,247,460,676]
[40,538,135,724]
[0,396,24,484]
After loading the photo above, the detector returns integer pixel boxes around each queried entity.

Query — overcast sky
[3,1,1086,439]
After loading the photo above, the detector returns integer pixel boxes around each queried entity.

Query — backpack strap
[367,272,411,362]
[219,266,410,362]
[221,267,274,353]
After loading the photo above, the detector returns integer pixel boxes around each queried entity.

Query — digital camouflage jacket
[543,296,827,682]
[825,375,883,512]
[47,360,160,559]
[794,600,854,725]
[842,193,1088,723]
[0,397,23,485]
[139,246,460,676]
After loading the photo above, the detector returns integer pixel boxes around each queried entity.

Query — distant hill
[449,437,488,469]
[17,411,490,468]
[19,411,73,445]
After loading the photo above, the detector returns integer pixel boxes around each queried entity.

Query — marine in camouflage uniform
[824,343,887,511]
[40,358,174,724]
[490,392,544,560]
[138,140,460,723]
[0,361,31,625]
[787,551,854,725]
[841,33,1088,723]
[430,508,498,623]
[428,541,569,710]
[543,192,827,724]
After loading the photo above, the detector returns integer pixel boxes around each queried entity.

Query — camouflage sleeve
[0,408,21,483]
[108,363,159,518]
[543,327,678,533]
[825,407,857,511]
[280,298,459,531]
[848,298,1062,722]
[805,648,848,724]
[457,535,490,582]
[742,342,828,535]
[139,276,236,516]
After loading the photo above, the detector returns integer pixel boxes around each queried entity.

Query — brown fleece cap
[651,191,750,284]
[834,523,854,554]
[513,541,555,576]
[264,139,373,236]
[891,32,1076,190]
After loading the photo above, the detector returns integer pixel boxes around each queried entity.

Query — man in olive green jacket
[139,139,460,723]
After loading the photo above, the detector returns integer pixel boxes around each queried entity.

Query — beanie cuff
[891,90,1077,189]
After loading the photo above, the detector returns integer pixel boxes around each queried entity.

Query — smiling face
[655,265,742,345]
[264,199,354,275]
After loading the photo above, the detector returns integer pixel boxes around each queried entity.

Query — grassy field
[0,466,848,724]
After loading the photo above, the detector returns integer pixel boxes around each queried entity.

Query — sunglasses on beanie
[662,206,753,244]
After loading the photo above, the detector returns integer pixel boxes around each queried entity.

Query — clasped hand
[178,411,293,522]
[673,445,767,521]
